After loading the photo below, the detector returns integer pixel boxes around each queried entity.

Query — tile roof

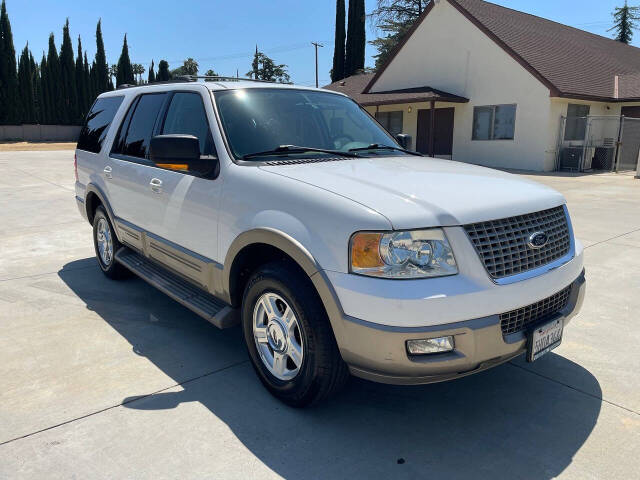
[323,73,469,106]
[365,0,640,102]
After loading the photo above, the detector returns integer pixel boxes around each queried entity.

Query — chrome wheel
[96,218,114,266]
[253,292,304,381]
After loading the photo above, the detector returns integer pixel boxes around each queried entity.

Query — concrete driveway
[0,151,638,479]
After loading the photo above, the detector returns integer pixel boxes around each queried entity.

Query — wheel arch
[84,184,121,241]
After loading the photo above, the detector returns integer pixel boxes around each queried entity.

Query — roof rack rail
[175,75,292,84]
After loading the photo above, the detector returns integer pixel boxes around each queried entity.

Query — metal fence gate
[555,115,640,172]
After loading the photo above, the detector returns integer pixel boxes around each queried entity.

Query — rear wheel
[92,206,130,279]
[242,262,349,407]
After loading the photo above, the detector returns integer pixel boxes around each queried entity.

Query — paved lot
[1,151,639,479]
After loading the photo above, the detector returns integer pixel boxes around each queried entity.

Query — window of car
[375,111,403,137]
[113,93,167,159]
[161,92,215,156]
[77,96,124,153]
[472,104,516,140]
[564,104,590,141]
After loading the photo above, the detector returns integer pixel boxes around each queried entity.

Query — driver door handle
[150,178,163,194]
[103,166,112,179]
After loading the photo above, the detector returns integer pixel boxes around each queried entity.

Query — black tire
[92,206,130,280]
[242,261,349,407]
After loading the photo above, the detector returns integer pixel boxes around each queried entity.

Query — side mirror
[395,133,412,150]
[149,134,216,176]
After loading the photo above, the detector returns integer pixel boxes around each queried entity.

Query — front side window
[375,111,403,136]
[564,104,590,141]
[77,96,124,153]
[472,104,516,140]
[161,92,215,156]
[214,88,399,159]
[117,93,166,158]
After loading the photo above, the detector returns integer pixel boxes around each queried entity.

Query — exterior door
[620,106,640,171]
[416,107,455,156]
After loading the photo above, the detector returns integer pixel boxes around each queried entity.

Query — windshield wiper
[348,144,423,156]
[242,145,359,160]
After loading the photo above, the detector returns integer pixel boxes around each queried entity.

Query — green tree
[39,53,51,123]
[171,57,199,77]
[94,19,109,94]
[75,35,88,119]
[116,34,134,86]
[331,0,346,82]
[0,0,20,124]
[345,0,366,77]
[148,59,155,83]
[46,33,63,124]
[157,59,170,81]
[60,19,78,124]
[609,1,640,44]
[30,52,42,122]
[246,48,290,82]
[369,0,427,68]
[132,63,145,83]
[84,52,93,107]
[17,43,36,123]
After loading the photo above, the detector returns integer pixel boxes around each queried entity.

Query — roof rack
[114,75,292,90]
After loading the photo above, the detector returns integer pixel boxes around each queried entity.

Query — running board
[115,248,239,329]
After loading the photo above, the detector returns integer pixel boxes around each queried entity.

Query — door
[142,90,222,265]
[107,91,168,232]
[416,107,455,156]
[620,106,640,171]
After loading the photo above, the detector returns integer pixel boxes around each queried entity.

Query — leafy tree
[171,57,199,77]
[331,0,346,82]
[108,64,117,85]
[46,33,63,124]
[157,59,170,81]
[609,1,640,44]
[75,35,88,119]
[345,0,366,77]
[60,19,78,124]
[0,0,20,124]
[17,43,36,123]
[148,59,155,83]
[39,53,51,123]
[369,0,427,68]
[84,52,93,107]
[30,51,41,122]
[246,48,290,83]
[116,34,134,86]
[94,19,109,94]
[132,63,145,83]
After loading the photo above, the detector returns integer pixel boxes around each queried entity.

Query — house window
[375,111,403,136]
[472,104,516,140]
[564,104,590,141]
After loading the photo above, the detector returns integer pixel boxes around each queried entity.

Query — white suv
[75,77,585,406]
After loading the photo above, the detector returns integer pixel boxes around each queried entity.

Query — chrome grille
[464,206,570,279]
[499,285,572,335]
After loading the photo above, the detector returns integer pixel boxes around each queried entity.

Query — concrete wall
[0,125,81,142]
[368,0,554,171]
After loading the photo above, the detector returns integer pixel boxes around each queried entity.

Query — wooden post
[429,99,436,157]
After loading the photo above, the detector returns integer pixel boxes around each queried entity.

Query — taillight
[74,153,78,182]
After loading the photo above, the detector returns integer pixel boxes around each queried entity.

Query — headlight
[350,229,458,279]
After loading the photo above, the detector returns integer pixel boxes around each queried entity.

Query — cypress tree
[17,43,36,123]
[94,19,108,94]
[83,52,92,109]
[331,0,346,82]
[116,34,134,86]
[31,52,41,122]
[344,0,366,77]
[0,0,20,124]
[250,45,259,79]
[60,19,78,124]
[39,53,50,123]
[46,33,63,124]
[157,59,170,81]
[148,59,155,83]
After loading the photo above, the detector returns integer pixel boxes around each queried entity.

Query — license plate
[527,318,563,362]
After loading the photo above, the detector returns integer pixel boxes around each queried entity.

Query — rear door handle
[103,166,112,179]
[150,178,163,194]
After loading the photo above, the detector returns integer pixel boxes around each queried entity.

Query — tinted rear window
[120,93,166,158]
[77,96,124,153]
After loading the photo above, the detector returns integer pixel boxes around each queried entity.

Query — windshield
[213,88,401,159]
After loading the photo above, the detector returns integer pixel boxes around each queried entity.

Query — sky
[5,0,637,87]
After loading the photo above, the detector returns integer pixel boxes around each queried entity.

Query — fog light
[406,336,454,355]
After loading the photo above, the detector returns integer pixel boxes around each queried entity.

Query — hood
[259,156,565,229]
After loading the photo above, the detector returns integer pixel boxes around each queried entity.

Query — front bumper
[333,269,585,385]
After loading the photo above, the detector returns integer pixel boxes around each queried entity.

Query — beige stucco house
[325,0,640,172]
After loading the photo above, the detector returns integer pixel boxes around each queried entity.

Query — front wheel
[242,262,349,407]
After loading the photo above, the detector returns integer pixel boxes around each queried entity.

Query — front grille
[464,206,570,279]
[499,285,572,335]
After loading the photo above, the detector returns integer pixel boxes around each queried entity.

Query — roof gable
[366,0,640,101]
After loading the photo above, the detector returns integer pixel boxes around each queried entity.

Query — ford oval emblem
[528,231,548,249]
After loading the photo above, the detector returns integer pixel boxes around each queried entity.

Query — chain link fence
[555,115,640,173]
